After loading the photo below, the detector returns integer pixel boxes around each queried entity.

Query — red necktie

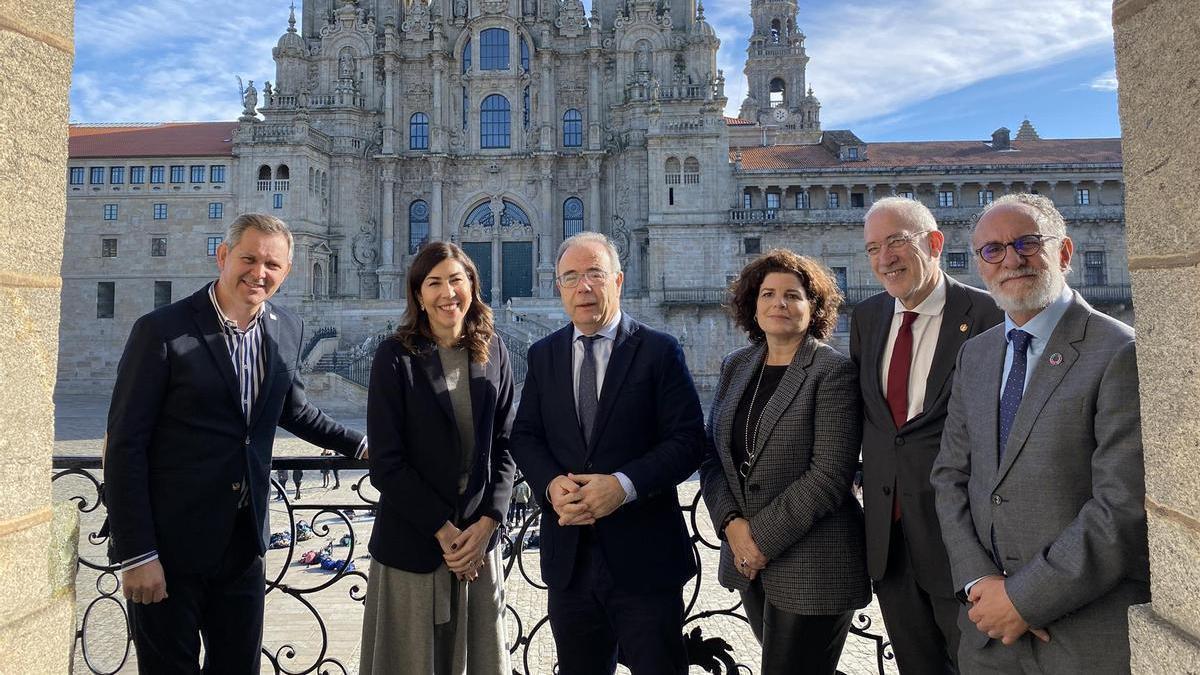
[885,311,919,521]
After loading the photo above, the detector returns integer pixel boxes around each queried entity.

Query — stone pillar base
[1130,604,1200,673]
[376,267,405,302]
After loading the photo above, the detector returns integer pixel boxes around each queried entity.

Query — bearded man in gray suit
[931,193,1149,673]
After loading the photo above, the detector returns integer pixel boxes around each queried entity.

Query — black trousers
[547,533,688,675]
[874,521,961,675]
[129,507,265,674]
[740,579,853,675]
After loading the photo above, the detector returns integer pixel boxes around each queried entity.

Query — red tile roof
[724,116,755,126]
[732,138,1123,171]
[69,122,238,158]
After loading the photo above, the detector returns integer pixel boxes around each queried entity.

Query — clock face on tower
[773,106,789,123]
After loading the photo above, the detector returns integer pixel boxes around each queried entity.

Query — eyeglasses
[865,231,931,257]
[555,269,610,288]
[975,234,1059,264]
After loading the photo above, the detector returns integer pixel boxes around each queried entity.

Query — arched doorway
[460,199,535,304]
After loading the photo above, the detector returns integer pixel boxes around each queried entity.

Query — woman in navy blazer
[360,242,517,674]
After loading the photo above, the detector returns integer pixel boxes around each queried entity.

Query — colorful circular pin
[1049,353,1063,366]
[959,323,968,333]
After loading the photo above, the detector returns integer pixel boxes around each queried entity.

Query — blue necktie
[998,329,1032,465]
[577,335,601,445]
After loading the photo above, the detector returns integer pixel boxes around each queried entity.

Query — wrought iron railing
[663,287,729,306]
[1080,283,1133,306]
[300,327,338,364]
[54,456,893,674]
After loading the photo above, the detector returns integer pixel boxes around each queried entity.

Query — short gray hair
[976,193,1067,240]
[556,231,622,272]
[224,213,295,262]
[864,196,939,233]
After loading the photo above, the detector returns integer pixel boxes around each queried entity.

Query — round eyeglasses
[974,234,1059,264]
[555,269,610,288]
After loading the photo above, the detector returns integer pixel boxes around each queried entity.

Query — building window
[480,28,510,70]
[480,94,511,149]
[153,203,167,219]
[190,165,206,183]
[69,167,85,185]
[520,37,530,72]
[744,237,762,255]
[665,158,681,185]
[897,190,914,199]
[683,157,700,185]
[97,282,115,318]
[938,191,955,207]
[563,197,584,238]
[1077,188,1091,205]
[851,192,865,208]
[110,166,125,184]
[90,167,105,184]
[170,165,185,183]
[1084,251,1107,286]
[978,189,994,206]
[409,200,430,254]
[523,87,531,131]
[946,252,968,271]
[766,192,781,210]
[207,236,222,256]
[150,237,167,257]
[410,112,430,150]
[462,87,469,131]
[273,193,284,209]
[743,190,753,209]
[102,238,118,258]
[154,281,172,309]
[828,191,840,208]
[561,109,583,147]
[462,37,471,74]
[130,166,145,184]
[210,165,226,183]
[830,266,848,295]
[150,166,165,184]
[208,202,224,219]
[795,192,810,209]
[847,147,859,160]
[103,204,118,221]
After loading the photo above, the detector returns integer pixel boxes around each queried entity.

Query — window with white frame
[978,190,994,206]
[1076,188,1090,205]
[103,204,118,220]
[938,191,954,207]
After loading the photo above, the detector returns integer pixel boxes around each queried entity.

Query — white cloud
[1088,68,1119,92]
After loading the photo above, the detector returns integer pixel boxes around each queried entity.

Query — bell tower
[739,0,819,131]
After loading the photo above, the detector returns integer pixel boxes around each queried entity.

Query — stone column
[490,201,503,305]
[430,156,445,241]
[1116,0,1200,668]
[588,48,602,149]
[540,51,555,151]
[537,155,555,295]
[0,2,79,672]
[588,155,602,232]
[375,164,402,300]
[431,55,447,152]
[382,21,398,154]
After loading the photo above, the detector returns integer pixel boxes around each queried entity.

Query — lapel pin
[269,313,277,320]
[959,323,968,333]
[1049,353,1063,366]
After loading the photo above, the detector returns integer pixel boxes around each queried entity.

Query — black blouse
[730,363,789,484]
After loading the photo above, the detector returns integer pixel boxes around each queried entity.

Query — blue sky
[70,0,1120,142]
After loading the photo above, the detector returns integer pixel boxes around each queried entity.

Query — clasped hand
[967,575,1050,645]
[724,518,767,580]
[436,517,497,582]
[549,473,626,526]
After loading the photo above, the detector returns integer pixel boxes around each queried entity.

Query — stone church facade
[57,0,1130,394]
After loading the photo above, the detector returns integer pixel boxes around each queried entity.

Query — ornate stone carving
[556,0,588,38]
[611,215,631,267]
[352,218,378,266]
[481,0,506,15]
[402,0,432,38]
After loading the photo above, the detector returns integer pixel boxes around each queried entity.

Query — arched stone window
[480,94,511,149]
[480,28,510,70]
[770,78,786,108]
[770,19,781,43]
[563,197,584,238]
[276,164,290,181]
[520,37,530,73]
[465,200,530,228]
[683,157,700,185]
[664,157,681,185]
[409,200,430,254]
[409,112,430,150]
[635,40,652,73]
[563,109,583,147]
[257,165,272,181]
[462,37,472,74]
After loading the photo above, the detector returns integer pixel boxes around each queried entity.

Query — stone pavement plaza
[54,394,896,674]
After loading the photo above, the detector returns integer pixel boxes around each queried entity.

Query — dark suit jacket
[365,334,517,572]
[510,313,706,592]
[104,285,365,575]
[933,292,1150,662]
[850,275,1002,594]
[700,337,871,615]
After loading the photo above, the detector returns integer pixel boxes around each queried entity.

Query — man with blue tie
[932,194,1150,673]
[511,232,706,675]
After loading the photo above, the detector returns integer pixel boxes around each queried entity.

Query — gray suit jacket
[932,291,1150,660]
[700,336,871,615]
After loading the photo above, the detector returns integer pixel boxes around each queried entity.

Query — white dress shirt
[879,273,947,422]
[571,311,636,503]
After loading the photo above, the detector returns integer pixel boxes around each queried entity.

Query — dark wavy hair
[727,248,843,342]
[395,241,494,364]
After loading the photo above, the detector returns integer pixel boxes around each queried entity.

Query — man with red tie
[850,197,1002,673]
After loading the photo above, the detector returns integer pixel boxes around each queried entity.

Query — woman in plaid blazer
[700,250,871,674]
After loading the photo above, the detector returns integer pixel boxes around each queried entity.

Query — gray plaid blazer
[700,336,871,615]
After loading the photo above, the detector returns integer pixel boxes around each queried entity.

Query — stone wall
[0,0,79,671]
[1114,0,1200,670]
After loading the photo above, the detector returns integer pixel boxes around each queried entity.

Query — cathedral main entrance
[459,199,536,304]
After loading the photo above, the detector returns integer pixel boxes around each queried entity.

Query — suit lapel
[414,342,458,426]
[921,279,973,414]
[191,289,242,414]
[994,299,1087,486]
[248,306,280,429]
[862,298,896,428]
[978,329,1006,479]
[551,326,587,458]
[747,337,816,476]
[587,316,641,458]
[716,343,763,479]
[468,354,488,453]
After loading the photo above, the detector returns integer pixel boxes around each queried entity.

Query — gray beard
[986,265,1065,316]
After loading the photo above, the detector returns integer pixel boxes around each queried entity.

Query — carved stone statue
[454,0,468,17]
[339,50,354,79]
[242,80,258,117]
[263,81,273,106]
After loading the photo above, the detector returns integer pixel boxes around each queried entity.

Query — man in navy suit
[104,214,366,673]
[511,232,706,675]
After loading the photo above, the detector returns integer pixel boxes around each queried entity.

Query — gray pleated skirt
[359,546,510,675]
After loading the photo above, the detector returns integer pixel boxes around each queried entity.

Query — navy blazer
[510,313,705,592]
[366,333,517,573]
[104,285,365,575]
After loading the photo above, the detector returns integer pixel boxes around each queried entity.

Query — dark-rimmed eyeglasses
[555,269,610,288]
[865,231,931,257]
[974,234,1059,264]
